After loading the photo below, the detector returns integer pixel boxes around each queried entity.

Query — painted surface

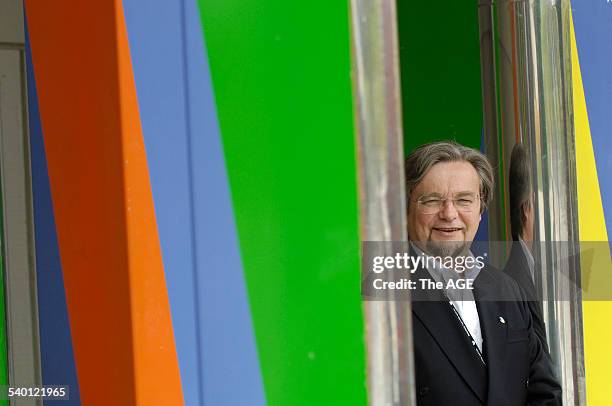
[25,1,182,404]
[571,2,612,251]
[570,4,612,404]
[197,1,366,405]
[25,21,81,405]
[24,0,364,404]
[121,0,264,404]
[397,1,483,153]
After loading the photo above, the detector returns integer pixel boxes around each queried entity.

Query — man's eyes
[421,198,442,206]
[420,197,474,205]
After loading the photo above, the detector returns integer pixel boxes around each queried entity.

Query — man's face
[407,161,482,257]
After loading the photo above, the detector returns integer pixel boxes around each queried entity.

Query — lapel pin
[498,316,506,324]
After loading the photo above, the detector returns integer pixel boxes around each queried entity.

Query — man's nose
[438,199,458,220]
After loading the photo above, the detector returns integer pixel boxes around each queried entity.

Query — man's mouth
[433,227,463,234]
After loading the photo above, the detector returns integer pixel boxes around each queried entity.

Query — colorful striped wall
[24,0,364,404]
[25,1,183,404]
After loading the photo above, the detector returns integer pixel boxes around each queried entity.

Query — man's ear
[521,200,531,223]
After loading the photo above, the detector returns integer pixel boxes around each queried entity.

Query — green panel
[398,2,483,152]
[197,1,366,405]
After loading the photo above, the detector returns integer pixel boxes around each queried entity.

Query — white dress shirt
[411,243,484,352]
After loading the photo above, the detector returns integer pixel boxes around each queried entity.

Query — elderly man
[405,141,561,405]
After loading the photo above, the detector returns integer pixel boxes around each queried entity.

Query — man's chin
[426,240,469,257]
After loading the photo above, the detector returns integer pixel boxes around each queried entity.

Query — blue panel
[121,1,266,405]
[120,2,198,405]
[572,2,612,243]
[24,16,82,406]
[474,131,490,245]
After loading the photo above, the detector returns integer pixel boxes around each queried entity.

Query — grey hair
[405,141,494,213]
[508,143,532,240]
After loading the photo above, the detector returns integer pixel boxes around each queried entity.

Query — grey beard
[425,240,470,258]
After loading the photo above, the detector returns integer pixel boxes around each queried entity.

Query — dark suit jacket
[503,242,549,353]
[411,264,561,406]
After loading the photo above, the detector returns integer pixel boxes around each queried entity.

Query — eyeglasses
[415,193,480,214]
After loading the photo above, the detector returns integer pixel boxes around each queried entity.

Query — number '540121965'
[6,386,68,398]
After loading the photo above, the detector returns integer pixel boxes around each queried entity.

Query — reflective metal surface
[350,0,415,404]
[478,0,585,404]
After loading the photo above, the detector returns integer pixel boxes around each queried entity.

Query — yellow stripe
[571,12,612,405]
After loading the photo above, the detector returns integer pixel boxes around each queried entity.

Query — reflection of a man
[504,143,549,351]
[405,141,561,405]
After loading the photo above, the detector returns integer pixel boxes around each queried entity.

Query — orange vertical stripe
[114,1,184,404]
[25,1,183,404]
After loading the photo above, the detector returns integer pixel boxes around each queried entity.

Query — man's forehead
[419,191,478,197]
[415,161,480,192]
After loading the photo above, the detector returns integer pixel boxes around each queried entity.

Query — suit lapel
[411,266,487,403]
